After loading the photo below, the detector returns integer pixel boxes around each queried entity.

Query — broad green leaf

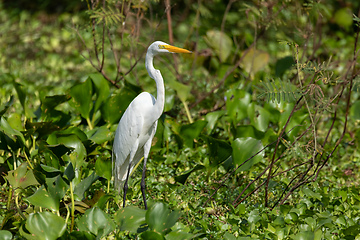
[247,104,270,132]
[95,157,112,180]
[46,175,69,206]
[115,206,146,233]
[235,125,265,139]
[47,133,86,168]
[293,231,314,240]
[26,185,59,211]
[175,164,205,184]
[13,81,26,111]
[41,94,71,113]
[165,230,194,240]
[204,30,233,62]
[69,78,93,119]
[225,89,250,123]
[141,231,164,240]
[0,230,12,240]
[203,135,232,167]
[89,73,110,113]
[167,79,191,103]
[88,126,112,144]
[77,207,115,237]
[74,172,99,200]
[232,137,264,172]
[8,113,23,131]
[5,163,39,189]
[180,120,207,148]
[241,48,269,78]
[0,116,25,145]
[204,111,224,134]
[101,87,137,124]
[146,202,181,235]
[64,162,75,181]
[25,212,66,240]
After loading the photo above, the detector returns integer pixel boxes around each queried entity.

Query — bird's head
[148,41,192,55]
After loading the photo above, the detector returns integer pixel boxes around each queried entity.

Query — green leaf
[204,111,224,134]
[232,137,264,172]
[8,113,23,131]
[5,163,39,189]
[165,230,194,240]
[88,126,112,144]
[235,125,265,139]
[175,164,205,184]
[95,157,112,180]
[77,207,115,237]
[25,212,66,240]
[74,172,99,200]
[0,116,25,146]
[204,30,233,62]
[167,79,191,103]
[101,87,137,124]
[203,135,232,167]
[26,185,59,211]
[247,104,270,132]
[46,175,69,206]
[275,56,295,77]
[0,96,14,117]
[47,133,86,168]
[241,48,269,77]
[41,94,71,113]
[146,202,181,235]
[141,231,164,240]
[0,230,12,240]
[89,73,110,113]
[334,8,353,29]
[179,120,207,148]
[69,78,93,119]
[293,231,314,240]
[114,206,146,233]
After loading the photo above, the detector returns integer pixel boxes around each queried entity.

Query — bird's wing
[112,93,154,191]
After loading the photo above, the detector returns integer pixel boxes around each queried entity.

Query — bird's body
[112,41,191,209]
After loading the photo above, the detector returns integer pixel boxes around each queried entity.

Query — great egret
[112,41,191,209]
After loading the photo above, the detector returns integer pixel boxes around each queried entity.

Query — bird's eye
[159,45,167,49]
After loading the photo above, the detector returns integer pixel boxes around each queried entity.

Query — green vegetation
[1,0,360,239]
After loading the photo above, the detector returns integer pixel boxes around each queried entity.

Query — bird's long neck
[145,51,165,120]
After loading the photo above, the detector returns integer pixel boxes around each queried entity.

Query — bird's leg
[123,162,132,208]
[141,157,148,210]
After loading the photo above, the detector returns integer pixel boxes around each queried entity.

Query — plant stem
[182,100,193,123]
[70,181,75,232]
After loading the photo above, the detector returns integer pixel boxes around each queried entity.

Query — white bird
[112,41,191,209]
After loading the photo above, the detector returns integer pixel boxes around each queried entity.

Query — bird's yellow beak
[160,44,192,53]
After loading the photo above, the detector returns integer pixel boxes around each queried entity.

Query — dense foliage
[1,0,360,239]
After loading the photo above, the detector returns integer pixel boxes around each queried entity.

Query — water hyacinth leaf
[241,48,269,78]
[7,113,23,131]
[74,172,99,200]
[141,231,163,240]
[0,117,25,145]
[5,163,39,189]
[232,137,264,172]
[175,164,205,184]
[115,206,146,233]
[167,79,191,103]
[180,120,207,148]
[46,175,69,205]
[203,135,232,167]
[204,30,233,62]
[41,94,71,113]
[146,202,181,235]
[0,230,12,240]
[88,126,112,144]
[25,212,66,240]
[77,207,115,237]
[95,157,112,180]
[204,111,224,134]
[350,100,360,120]
[69,78,93,119]
[26,185,59,211]
[89,73,110,113]
[101,87,137,124]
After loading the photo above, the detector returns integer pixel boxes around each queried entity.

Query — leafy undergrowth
[1,0,360,239]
